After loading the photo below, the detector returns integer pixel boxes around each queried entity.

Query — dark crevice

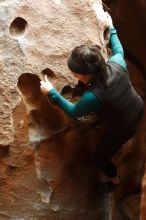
[61,85,73,94]
[17,73,42,108]
[17,73,68,143]
[103,27,110,41]
[124,49,146,99]
[125,48,146,82]
[0,145,9,156]
[18,73,41,96]
[61,85,73,99]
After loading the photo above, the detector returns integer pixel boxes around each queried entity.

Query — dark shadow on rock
[17,73,69,142]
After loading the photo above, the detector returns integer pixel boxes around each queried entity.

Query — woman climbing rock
[40,14,144,191]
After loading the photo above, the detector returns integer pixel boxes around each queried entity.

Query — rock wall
[0,0,112,219]
[0,0,145,219]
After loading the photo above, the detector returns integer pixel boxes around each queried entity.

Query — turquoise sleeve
[108,27,127,70]
[48,88,102,118]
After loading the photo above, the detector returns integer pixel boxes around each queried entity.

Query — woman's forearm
[109,27,124,57]
[48,88,102,118]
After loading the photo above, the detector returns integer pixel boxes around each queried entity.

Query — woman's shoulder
[108,54,127,70]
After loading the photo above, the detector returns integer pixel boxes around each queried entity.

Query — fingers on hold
[40,81,45,85]
[45,74,48,81]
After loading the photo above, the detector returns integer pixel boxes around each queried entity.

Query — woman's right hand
[40,75,54,95]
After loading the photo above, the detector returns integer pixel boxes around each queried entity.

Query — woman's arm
[109,27,124,56]
[108,27,127,69]
[40,75,102,118]
[104,13,127,69]
[48,88,102,118]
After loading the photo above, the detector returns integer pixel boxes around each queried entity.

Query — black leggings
[93,128,136,178]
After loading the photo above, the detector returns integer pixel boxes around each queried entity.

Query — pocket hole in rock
[9,17,28,39]
[61,85,74,99]
[17,73,44,142]
[17,73,41,109]
[41,68,56,79]
[17,73,67,142]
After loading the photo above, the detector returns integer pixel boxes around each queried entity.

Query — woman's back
[89,61,144,132]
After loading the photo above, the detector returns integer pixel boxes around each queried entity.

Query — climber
[40,14,144,191]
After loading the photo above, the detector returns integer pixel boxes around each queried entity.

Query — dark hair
[67,45,108,88]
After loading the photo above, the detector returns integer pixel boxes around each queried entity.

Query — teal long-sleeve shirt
[48,27,127,118]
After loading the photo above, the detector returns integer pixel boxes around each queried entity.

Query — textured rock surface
[0,0,108,146]
[0,0,145,219]
[0,0,112,219]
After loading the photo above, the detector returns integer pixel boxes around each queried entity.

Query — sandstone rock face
[0,1,112,219]
[0,0,145,219]
[0,0,107,147]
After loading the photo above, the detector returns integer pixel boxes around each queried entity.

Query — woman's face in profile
[72,72,92,84]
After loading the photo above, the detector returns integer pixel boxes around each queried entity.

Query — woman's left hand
[90,1,113,28]
[104,12,113,28]
[40,75,54,95]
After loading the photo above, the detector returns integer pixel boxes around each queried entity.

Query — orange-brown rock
[0,0,145,219]
[0,0,113,219]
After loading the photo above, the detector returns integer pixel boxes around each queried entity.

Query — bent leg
[93,129,135,178]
